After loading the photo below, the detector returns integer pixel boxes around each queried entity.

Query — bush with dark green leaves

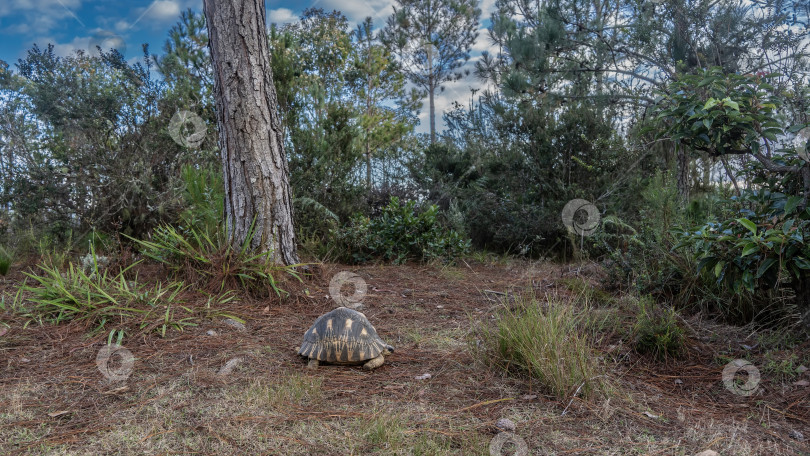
[334,197,470,264]
[651,68,810,326]
[674,189,810,324]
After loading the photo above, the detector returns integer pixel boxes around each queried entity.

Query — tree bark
[428,76,436,144]
[677,144,689,202]
[203,0,299,265]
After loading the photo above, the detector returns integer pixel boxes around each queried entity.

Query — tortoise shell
[298,307,393,364]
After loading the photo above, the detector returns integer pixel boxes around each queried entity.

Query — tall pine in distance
[349,17,421,193]
[381,0,480,144]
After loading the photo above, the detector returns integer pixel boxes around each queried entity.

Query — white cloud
[0,0,81,17]
[0,0,84,37]
[141,0,182,23]
[1,22,31,35]
[315,0,396,25]
[28,35,92,57]
[114,20,131,33]
[267,7,297,25]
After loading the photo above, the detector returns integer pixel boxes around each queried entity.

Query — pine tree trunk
[677,144,689,202]
[203,0,299,265]
[429,80,436,145]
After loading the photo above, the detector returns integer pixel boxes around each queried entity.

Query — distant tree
[381,0,480,144]
[349,17,421,192]
[203,0,299,264]
[157,8,212,101]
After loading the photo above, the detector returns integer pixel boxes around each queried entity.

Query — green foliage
[178,163,224,237]
[650,68,785,156]
[156,9,213,108]
[421,95,645,257]
[3,44,199,238]
[131,223,300,297]
[674,189,810,305]
[632,297,685,360]
[334,197,470,264]
[270,10,421,230]
[0,245,11,276]
[651,68,810,323]
[22,252,196,336]
[475,293,605,399]
[348,17,421,190]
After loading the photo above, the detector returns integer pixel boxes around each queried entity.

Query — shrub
[475,293,606,399]
[131,223,301,296]
[178,164,224,237]
[632,296,685,360]
[22,251,210,336]
[674,188,810,325]
[333,197,470,264]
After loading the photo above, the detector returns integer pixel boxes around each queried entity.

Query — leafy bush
[632,296,685,360]
[333,197,470,264]
[475,293,606,399]
[650,67,810,326]
[674,189,810,323]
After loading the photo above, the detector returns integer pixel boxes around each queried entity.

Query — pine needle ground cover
[0,261,807,455]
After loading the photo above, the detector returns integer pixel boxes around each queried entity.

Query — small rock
[401,289,413,297]
[796,365,808,374]
[789,429,805,441]
[642,411,659,419]
[520,394,537,400]
[675,379,683,385]
[217,357,243,376]
[20,357,30,363]
[223,318,247,332]
[693,451,719,456]
[206,330,217,336]
[495,418,516,432]
[793,379,810,387]
[414,373,431,380]
[0,327,8,337]
[436,305,444,309]
[437,291,449,298]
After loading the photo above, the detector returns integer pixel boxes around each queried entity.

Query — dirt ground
[1,260,809,455]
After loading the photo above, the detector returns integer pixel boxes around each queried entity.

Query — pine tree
[349,17,421,191]
[203,0,299,264]
[381,0,480,144]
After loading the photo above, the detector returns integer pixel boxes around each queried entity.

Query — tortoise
[297,307,394,370]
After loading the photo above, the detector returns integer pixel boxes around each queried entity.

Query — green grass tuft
[475,292,607,399]
[20,247,233,336]
[0,245,12,276]
[632,296,685,360]
[129,223,303,297]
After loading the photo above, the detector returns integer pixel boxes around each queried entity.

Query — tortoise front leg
[307,359,320,369]
[363,354,385,370]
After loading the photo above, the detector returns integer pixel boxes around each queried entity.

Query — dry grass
[0,260,808,455]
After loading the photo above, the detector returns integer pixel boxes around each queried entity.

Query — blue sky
[0,0,499,133]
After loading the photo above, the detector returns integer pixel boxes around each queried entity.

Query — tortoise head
[383,345,394,355]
